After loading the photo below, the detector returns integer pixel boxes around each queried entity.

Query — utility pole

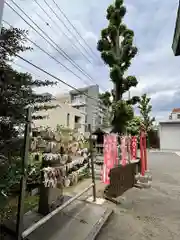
[0,0,5,31]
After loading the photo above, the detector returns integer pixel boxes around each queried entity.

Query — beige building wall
[34,101,86,134]
[56,93,71,104]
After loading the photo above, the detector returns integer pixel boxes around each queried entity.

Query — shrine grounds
[66,152,180,240]
[2,151,180,239]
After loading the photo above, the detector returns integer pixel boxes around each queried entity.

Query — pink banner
[111,134,118,166]
[121,136,126,166]
[102,134,117,184]
[131,136,137,160]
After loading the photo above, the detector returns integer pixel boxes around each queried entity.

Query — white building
[34,100,86,134]
[34,85,108,134]
[159,108,180,151]
[69,85,99,132]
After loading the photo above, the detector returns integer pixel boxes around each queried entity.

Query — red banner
[131,136,137,160]
[102,134,117,184]
[140,131,147,176]
[121,136,126,166]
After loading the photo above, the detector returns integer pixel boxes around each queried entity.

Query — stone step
[3,199,113,240]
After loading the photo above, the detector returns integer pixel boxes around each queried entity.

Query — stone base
[135,170,152,189]
[135,171,152,182]
[86,196,106,205]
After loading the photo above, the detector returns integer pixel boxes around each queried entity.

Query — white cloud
[2,0,180,121]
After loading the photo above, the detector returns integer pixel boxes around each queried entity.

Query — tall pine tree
[0,26,57,159]
[97,0,139,133]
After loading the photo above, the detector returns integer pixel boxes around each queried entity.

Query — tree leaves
[97,0,139,133]
[99,92,111,107]
[127,116,143,136]
[138,94,155,132]
[0,26,57,158]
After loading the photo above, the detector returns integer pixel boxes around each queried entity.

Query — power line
[52,0,100,61]
[7,1,106,93]
[43,0,96,63]
[3,19,92,87]
[5,2,98,88]
[8,0,97,86]
[33,12,91,66]
[35,0,106,92]
[32,0,92,65]
[1,43,101,112]
[12,61,45,79]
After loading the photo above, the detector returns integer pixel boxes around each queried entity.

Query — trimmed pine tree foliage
[97,0,139,133]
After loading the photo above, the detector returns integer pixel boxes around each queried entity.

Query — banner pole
[140,132,145,176]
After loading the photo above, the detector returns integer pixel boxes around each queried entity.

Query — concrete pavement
[96,152,180,240]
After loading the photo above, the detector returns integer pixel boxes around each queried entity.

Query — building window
[177,114,180,119]
[67,113,70,127]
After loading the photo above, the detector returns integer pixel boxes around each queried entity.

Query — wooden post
[16,108,32,240]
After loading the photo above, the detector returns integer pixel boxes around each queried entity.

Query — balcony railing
[71,99,86,106]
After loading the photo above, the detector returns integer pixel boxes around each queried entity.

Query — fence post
[88,124,96,202]
[16,108,32,240]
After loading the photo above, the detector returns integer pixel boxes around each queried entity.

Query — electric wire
[3,19,92,87]
[4,3,98,88]
[12,61,46,79]
[7,0,107,92]
[11,63,99,111]
[1,44,101,112]
[32,5,107,93]
[32,0,92,65]
[43,0,106,92]
[33,7,107,93]
[7,0,97,86]
[33,11,91,66]
[52,0,100,61]
[43,0,96,63]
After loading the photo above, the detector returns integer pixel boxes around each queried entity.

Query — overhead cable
[1,44,101,111]
[7,0,97,85]
[43,0,96,62]
[52,0,100,61]
[32,0,92,64]
[3,19,92,86]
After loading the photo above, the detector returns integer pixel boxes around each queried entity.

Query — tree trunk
[115,82,122,102]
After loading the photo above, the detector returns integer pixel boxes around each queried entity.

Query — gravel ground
[96,152,180,240]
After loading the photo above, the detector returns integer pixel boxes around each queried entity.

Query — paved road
[97,152,180,240]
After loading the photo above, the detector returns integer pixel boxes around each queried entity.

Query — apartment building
[34,100,86,134]
[53,85,108,132]
[69,85,100,132]
[97,99,109,126]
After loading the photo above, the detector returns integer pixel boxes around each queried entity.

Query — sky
[2,0,180,121]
